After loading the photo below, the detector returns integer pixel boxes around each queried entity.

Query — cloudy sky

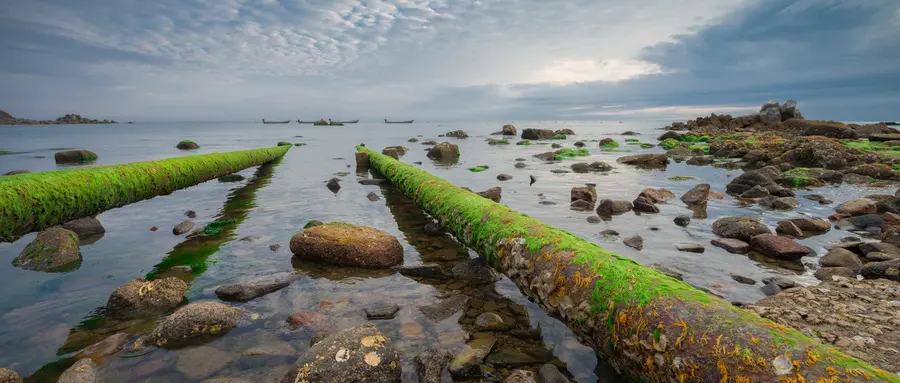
[1,0,898,122]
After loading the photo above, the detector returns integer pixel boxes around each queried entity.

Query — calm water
[0,121,890,382]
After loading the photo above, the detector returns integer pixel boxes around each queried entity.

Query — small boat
[334,119,359,124]
[385,119,414,124]
[262,119,290,124]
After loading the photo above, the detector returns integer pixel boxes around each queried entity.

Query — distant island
[0,109,116,125]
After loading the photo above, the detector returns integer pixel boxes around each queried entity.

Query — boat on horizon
[262,119,290,124]
[385,119,414,124]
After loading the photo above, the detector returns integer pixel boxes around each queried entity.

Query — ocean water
[0,121,889,382]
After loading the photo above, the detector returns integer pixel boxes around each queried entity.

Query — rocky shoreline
[0,109,116,125]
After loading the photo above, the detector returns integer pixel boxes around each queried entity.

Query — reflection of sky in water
[0,121,888,380]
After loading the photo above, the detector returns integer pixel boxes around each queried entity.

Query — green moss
[667,176,696,181]
[516,140,533,146]
[659,138,680,149]
[552,134,567,140]
[599,140,619,148]
[0,145,290,243]
[468,166,489,172]
[553,148,590,161]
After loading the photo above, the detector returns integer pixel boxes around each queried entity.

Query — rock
[60,217,105,240]
[760,283,782,296]
[445,130,468,138]
[676,243,705,253]
[364,302,401,320]
[505,370,537,383]
[570,162,591,173]
[173,220,194,235]
[570,199,594,211]
[176,346,233,380]
[710,238,751,254]
[749,234,811,260]
[639,188,675,203]
[859,242,900,255]
[75,333,129,362]
[281,323,400,382]
[12,227,81,271]
[836,199,877,216]
[776,218,830,237]
[814,267,857,281]
[571,186,597,203]
[474,312,513,331]
[54,149,98,164]
[623,235,643,250]
[58,359,99,383]
[326,177,342,193]
[819,248,863,271]
[477,187,502,203]
[681,184,710,205]
[632,196,659,213]
[539,364,570,383]
[758,196,800,210]
[673,215,691,227]
[859,259,900,281]
[143,301,240,348]
[726,171,779,195]
[730,274,756,285]
[712,216,771,241]
[649,264,683,280]
[290,223,403,268]
[596,199,633,216]
[427,142,460,161]
[106,277,188,318]
[497,174,513,181]
[616,154,668,167]
[3,170,30,176]
[741,185,770,199]
[0,368,21,383]
[502,124,517,135]
[214,278,291,302]
[415,347,453,383]
[521,129,555,140]
[420,295,469,321]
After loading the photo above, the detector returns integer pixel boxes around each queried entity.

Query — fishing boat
[334,119,359,124]
[385,119,414,124]
[262,119,290,124]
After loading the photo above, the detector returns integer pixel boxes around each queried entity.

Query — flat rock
[710,238,750,254]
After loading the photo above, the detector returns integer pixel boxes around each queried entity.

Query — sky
[0,0,898,122]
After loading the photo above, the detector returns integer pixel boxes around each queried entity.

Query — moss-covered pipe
[356,145,897,383]
[0,146,290,242]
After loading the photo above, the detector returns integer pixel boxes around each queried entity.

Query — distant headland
[0,109,116,125]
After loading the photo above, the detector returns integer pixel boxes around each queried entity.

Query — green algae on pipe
[355,145,897,383]
[0,146,290,243]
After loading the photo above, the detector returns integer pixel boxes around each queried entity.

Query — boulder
[143,301,240,348]
[521,129,555,140]
[477,187,502,203]
[175,140,199,150]
[54,150,98,164]
[106,277,188,318]
[426,142,460,161]
[58,359,99,383]
[12,227,81,271]
[281,323,401,383]
[60,217,106,240]
[571,186,597,203]
[819,248,863,272]
[501,124,517,135]
[835,199,877,216]
[776,218,830,237]
[814,267,857,281]
[680,184,710,205]
[596,199,633,216]
[445,130,468,138]
[214,278,292,302]
[712,216,771,241]
[638,188,675,203]
[632,196,659,213]
[749,234,811,260]
[711,238,751,254]
[415,347,453,383]
[290,223,403,268]
[859,259,900,281]
[615,154,669,167]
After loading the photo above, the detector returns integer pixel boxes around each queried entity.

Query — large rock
[712,216,771,241]
[106,277,188,318]
[521,129,555,140]
[290,223,403,268]
[835,199,877,216]
[571,186,597,203]
[58,359,99,383]
[12,227,81,271]
[501,124,517,136]
[143,301,240,348]
[596,199,633,216]
[0,369,22,383]
[775,218,830,237]
[680,184,710,205]
[281,323,401,383]
[749,234,812,260]
[60,217,106,240]
[616,154,668,167]
[859,259,900,281]
[819,248,863,272]
[54,150,98,164]
[426,142,460,161]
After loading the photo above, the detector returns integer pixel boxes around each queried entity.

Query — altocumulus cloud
[0,0,897,121]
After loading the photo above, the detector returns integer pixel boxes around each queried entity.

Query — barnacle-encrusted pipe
[0,146,290,242]
[356,145,897,383]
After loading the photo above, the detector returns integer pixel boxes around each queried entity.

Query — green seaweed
[0,146,290,242]
[667,176,696,181]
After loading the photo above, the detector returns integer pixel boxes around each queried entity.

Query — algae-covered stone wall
[356,145,898,383]
[0,146,290,242]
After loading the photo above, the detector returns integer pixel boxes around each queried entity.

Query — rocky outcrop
[290,223,403,268]
[0,110,116,125]
[521,129,555,140]
[142,301,240,348]
[12,227,81,271]
[54,150,98,164]
[106,277,188,318]
[281,323,401,382]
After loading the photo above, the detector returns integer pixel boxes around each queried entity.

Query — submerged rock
[281,323,401,383]
[143,301,240,348]
[106,277,188,318]
[290,223,403,268]
[12,227,81,271]
[57,359,99,383]
[712,216,771,241]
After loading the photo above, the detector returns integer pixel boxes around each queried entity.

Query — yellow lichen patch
[360,335,386,348]
[364,351,381,367]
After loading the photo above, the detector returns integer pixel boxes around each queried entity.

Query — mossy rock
[12,227,81,271]
[54,149,98,164]
[176,140,199,150]
[290,223,403,268]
